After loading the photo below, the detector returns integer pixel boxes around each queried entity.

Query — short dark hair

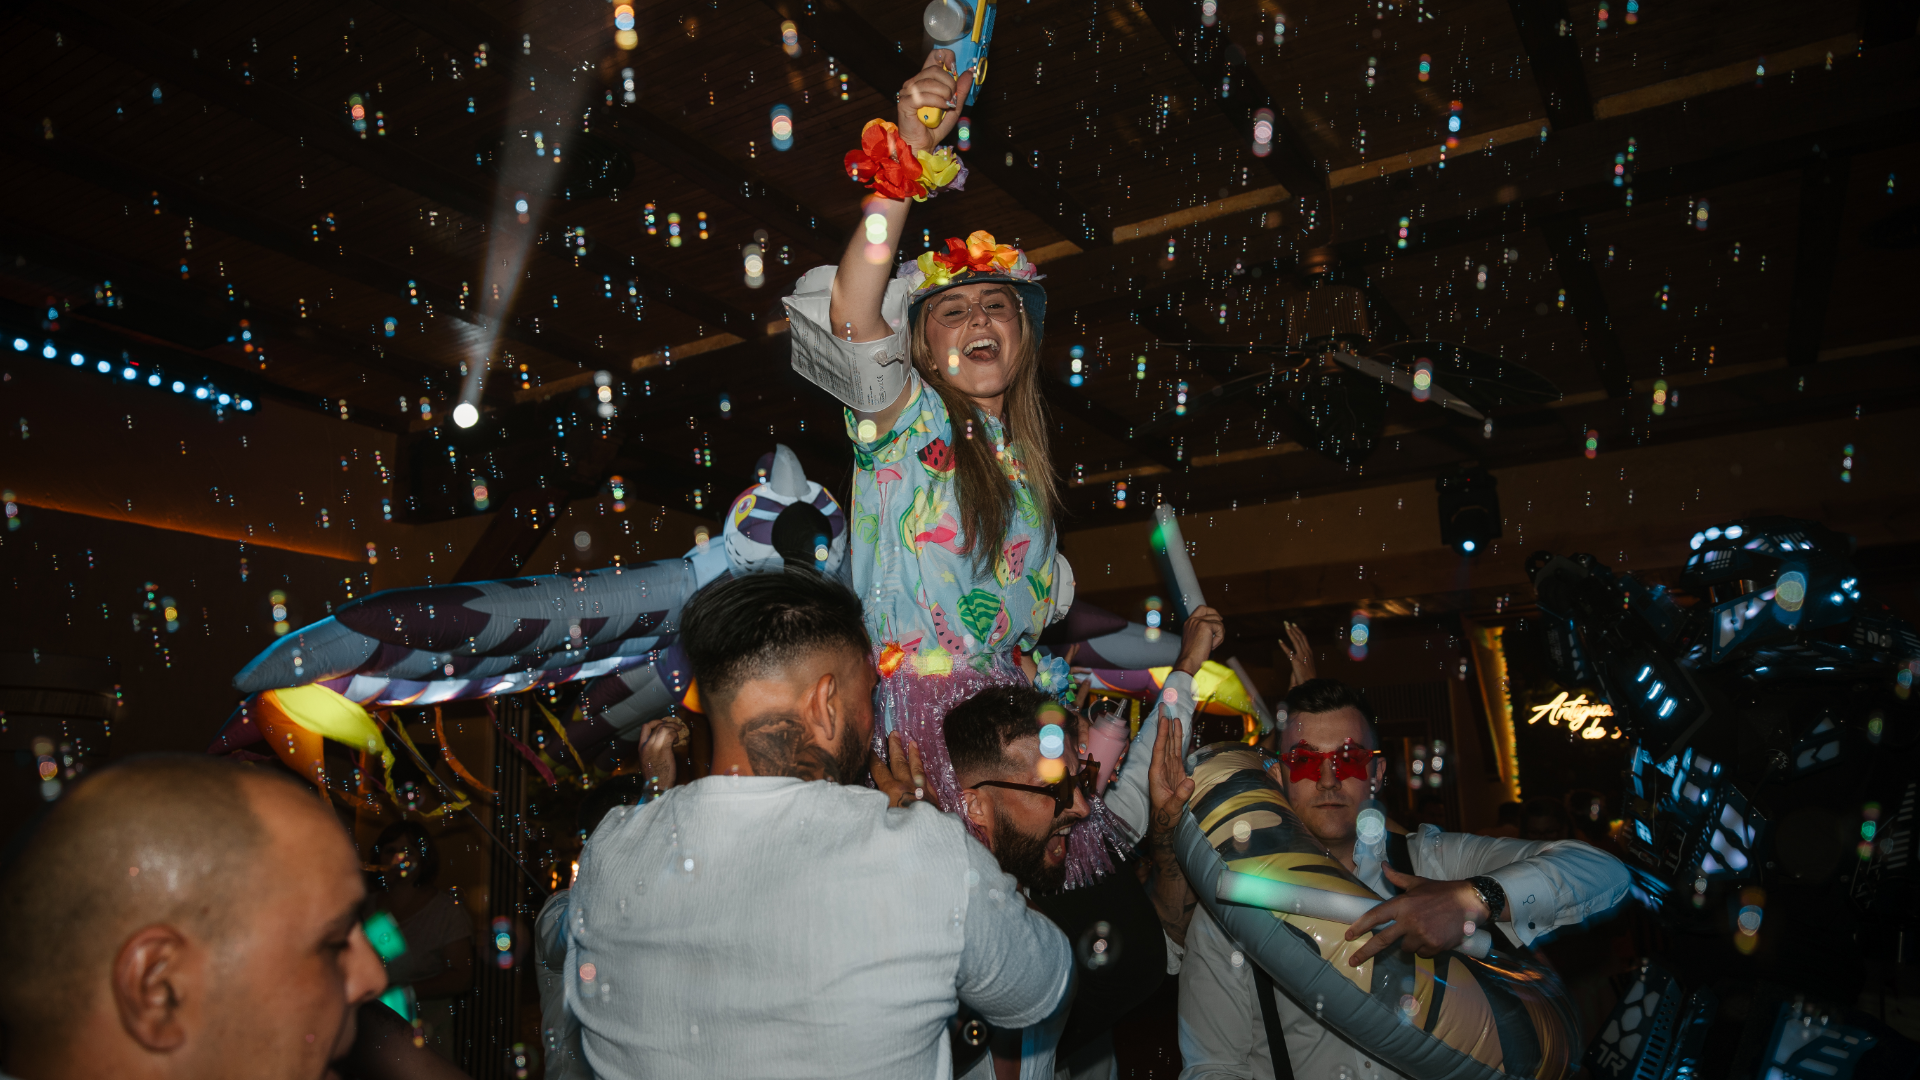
[1281,678,1380,746]
[945,685,1053,782]
[680,569,871,705]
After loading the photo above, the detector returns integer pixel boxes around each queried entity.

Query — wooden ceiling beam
[1504,0,1596,129]
[751,0,1112,248]
[365,0,847,262]
[1337,41,1918,262]
[18,0,751,331]
[1047,39,1920,315]
[1131,0,1327,197]
[4,132,639,410]
[0,210,482,406]
[0,294,412,433]
[1539,214,1631,397]
[1784,153,1852,367]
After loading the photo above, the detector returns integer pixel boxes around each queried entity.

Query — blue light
[194,387,209,399]
[1725,525,1744,539]
[1635,820,1653,843]
[96,360,111,373]
[238,399,253,411]
[10,338,25,351]
[122,367,137,380]
[147,373,161,386]
[1658,699,1677,718]
[217,393,231,405]
[1647,680,1664,700]
[46,343,60,359]
[1448,115,1461,132]
[1829,592,1844,605]
[1636,665,1652,682]
[1068,373,1084,387]
[171,380,186,393]
[1461,539,1476,553]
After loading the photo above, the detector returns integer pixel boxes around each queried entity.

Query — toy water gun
[917,0,996,128]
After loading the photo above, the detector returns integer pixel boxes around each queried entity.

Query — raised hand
[1278,620,1317,688]
[636,717,686,795]
[895,49,974,152]
[1145,690,1198,944]
[1174,605,1225,677]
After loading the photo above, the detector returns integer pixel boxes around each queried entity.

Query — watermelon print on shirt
[847,371,1060,677]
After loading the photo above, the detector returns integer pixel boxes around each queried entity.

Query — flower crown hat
[899,231,1048,337]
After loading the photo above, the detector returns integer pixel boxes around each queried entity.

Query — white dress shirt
[566,772,1072,1080]
[534,889,590,1080]
[1177,825,1632,1080]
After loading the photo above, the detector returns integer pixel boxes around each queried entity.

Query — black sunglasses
[968,758,1098,815]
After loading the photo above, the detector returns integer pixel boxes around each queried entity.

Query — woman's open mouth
[962,337,1001,362]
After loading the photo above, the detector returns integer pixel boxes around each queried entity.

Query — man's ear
[113,924,194,1052]
[959,787,994,841]
[799,669,840,746]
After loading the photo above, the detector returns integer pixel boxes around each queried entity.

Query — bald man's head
[0,756,269,1037]
[0,755,386,1080]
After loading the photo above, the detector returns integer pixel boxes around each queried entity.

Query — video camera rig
[1527,517,1920,1080]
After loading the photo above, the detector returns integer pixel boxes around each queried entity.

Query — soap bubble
[1077,919,1122,971]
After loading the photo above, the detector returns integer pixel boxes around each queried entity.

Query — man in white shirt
[1177,679,1632,1080]
[566,569,1072,1080]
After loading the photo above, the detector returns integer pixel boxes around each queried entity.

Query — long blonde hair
[909,303,1059,575]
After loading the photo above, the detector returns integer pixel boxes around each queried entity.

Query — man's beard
[826,718,866,783]
[992,813,1069,893]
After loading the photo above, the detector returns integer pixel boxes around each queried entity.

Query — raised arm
[794,49,967,428]
[829,51,970,343]
[1103,607,1225,837]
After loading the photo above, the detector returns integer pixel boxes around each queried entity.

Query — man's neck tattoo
[737,712,858,783]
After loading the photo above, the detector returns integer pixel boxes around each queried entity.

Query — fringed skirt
[873,649,1136,889]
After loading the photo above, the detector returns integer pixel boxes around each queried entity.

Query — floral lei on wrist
[845,119,968,202]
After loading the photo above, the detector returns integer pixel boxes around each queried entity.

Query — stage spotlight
[452,402,480,429]
[1436,464,1500,555]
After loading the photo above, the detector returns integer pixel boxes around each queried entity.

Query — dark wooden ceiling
[3,0,1916,540]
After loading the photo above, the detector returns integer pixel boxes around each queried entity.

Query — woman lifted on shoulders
[783,50,1132,885]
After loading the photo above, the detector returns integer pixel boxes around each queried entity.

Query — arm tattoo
[738,712,845,782]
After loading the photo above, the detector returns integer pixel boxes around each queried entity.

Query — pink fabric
[874,652,1136,889]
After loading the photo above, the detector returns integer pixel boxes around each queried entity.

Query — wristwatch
[1465,875,1506,921]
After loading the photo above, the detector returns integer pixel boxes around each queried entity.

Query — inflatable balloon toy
[1174,743,1583,1080]
[208,445,849,792]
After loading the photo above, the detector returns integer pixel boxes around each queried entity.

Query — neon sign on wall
[1525,691,1620,740]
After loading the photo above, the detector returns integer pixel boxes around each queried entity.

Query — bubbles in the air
[1076,919,1122,971]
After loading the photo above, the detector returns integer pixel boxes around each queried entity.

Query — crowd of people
[0,567,1631,1080]
[0,49,1631,1080]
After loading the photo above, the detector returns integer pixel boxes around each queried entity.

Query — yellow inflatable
[1176,744,1581,1080]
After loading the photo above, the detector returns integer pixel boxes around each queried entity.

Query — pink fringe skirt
[873,649,1137,889]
